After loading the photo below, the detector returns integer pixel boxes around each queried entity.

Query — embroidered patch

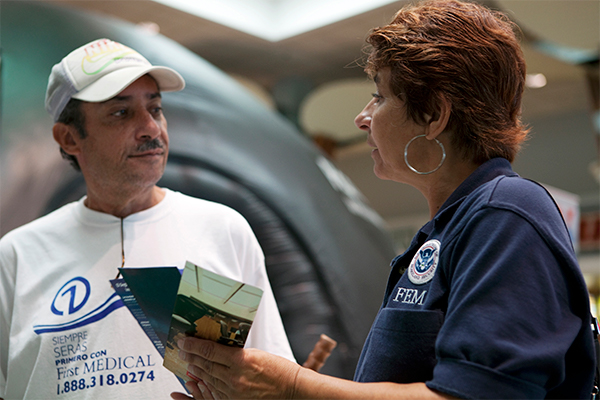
[408,239,440,285]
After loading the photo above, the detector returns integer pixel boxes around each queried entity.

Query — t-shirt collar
[76,188,174,225]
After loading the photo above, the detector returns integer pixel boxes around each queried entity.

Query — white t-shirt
[0,189,294,399]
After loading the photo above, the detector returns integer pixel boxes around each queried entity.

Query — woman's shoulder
[486,175,558,212]
[455,174,554,217]
[472,175,569,237]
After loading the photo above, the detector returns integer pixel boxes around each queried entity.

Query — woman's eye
[372,93,382,103]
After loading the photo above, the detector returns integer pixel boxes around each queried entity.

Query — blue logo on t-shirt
[51,277,91,316]
[34,276,124,335]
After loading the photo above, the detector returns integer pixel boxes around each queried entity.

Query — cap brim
[72,65,185,102]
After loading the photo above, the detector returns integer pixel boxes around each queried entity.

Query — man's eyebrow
[104,92,162,103]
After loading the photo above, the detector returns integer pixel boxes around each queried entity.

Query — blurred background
[1,0,599,375]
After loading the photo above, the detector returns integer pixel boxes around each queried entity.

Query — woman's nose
[354,108,372,131]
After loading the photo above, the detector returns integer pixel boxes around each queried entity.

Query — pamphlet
[110,266,181,357]
[111,261,263,383]
[163,261,263,382]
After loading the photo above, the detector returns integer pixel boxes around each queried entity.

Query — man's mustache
[136,138,164,153]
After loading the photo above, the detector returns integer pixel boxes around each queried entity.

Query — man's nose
[136,110,161,140]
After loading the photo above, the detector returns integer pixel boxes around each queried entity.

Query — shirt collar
[432,157,517,224]
[389,158,517,266]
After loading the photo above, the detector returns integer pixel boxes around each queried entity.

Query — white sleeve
[246,270,296,362]
[231,216,296,363]
[0,236,17,398]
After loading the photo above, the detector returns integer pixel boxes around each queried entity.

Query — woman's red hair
[365,0,529,163]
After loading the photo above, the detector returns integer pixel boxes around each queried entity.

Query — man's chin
[129,168,165,187]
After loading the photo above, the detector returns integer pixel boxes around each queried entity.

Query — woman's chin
[373,166,392,181]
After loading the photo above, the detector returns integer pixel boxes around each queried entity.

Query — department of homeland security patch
[408,239,441,285]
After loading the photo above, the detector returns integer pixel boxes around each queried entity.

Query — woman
[172,0,596,398]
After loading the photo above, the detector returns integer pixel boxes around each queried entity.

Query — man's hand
[170,337,300,400]
[302,334,337,372]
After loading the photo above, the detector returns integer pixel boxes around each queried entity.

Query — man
[0,38,294,400]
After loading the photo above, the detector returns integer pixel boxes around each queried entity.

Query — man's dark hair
[56,98,86,171]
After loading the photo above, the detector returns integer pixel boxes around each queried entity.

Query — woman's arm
[170,337,456,400]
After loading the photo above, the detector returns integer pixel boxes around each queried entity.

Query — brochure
[110,266,181,357]
[163,261,263,382]
[111,261,263,383]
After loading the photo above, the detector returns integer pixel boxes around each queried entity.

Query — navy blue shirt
[354,158,595,399]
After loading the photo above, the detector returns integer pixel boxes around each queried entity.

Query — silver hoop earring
[404,134,446,175]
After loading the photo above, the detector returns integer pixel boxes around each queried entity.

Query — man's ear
[52,123,81,156]
[425,96,451,141]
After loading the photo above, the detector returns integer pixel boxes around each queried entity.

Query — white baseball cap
[45,38,185,122]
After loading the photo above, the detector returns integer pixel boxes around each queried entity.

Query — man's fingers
[303,334,337,372]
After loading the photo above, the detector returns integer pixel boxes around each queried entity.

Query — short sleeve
[427,208,585,399]
[0,236,17,397]
[226,211,296,362]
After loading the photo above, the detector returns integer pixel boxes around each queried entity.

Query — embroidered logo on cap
[81,40,144,76]
[408,239,440,285]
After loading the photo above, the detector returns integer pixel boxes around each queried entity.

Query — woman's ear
[425,96,451,140]
[52,123,81,156]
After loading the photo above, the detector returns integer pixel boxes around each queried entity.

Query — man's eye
[112,109,126,117]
